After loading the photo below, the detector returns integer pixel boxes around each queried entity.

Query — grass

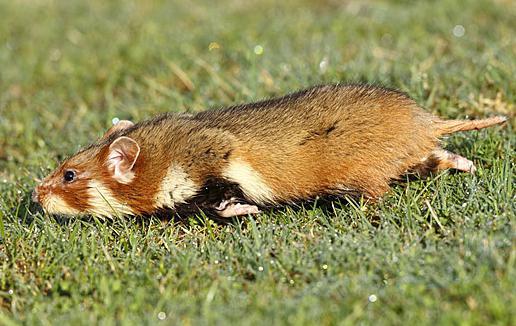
[0,0,514,324]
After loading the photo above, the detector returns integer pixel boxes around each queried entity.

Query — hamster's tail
[432,116,507,136]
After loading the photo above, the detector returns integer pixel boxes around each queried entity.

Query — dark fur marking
[173,177,247,217]
[325,123,337,135]
[223,150,232,160]
[299,122,338,145]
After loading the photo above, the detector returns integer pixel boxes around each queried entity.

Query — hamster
[32,84,507,218]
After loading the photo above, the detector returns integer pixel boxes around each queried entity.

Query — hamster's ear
[107,136,140,184]
[102,120,134,140]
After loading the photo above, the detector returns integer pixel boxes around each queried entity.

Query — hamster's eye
[63,170,76,183]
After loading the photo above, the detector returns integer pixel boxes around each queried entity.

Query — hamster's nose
[32,189,40,203]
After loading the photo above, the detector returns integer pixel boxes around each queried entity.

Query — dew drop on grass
[319,57,329,73]
[157,312,166,320]
[452,25,465,37]
[254,45,264,55]
[368,294,377,303]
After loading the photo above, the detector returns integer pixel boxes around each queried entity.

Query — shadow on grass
[9,174,461,236]
[12,191,365,228]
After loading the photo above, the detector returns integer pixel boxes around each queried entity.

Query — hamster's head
[33,120,140,218]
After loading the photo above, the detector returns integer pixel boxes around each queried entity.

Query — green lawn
[0,0,514,324]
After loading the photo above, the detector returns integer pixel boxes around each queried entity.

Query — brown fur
[34,84,506,217]
[192,84,437,200]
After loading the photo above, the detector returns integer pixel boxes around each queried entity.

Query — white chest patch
[155,165,198,208]
[88,180,134,217]
[222,158,275,204]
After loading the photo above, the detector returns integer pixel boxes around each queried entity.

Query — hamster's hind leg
[433,148,476,173]
[412,148,476,176]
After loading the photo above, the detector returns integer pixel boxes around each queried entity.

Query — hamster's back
[193,84,432,142]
